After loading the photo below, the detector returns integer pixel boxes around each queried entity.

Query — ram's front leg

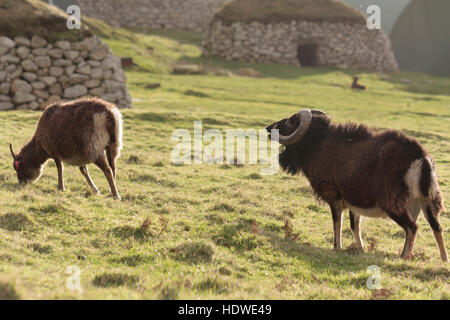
[329,203,343,250]
[55,159,65,191]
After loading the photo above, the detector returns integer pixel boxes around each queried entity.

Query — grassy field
[0,26,449,300]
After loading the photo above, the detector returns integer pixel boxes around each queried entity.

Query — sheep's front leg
[79,166,100,195]
[330,203,343,250]
[55,159,65,191]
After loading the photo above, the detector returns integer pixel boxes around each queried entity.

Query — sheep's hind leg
[349,211,364,249]
[106,144,118,180]
[94,155,121,200]
[423,205,448,262]
[388,210,418,260]
[79,166,100,195]
[55,159,65,191]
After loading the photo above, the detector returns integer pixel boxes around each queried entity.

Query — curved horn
[312,109,326,116]
[9,144,16,159]
[274,110,312,146]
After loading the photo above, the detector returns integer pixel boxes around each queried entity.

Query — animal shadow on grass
[0,280,21,300]
[0,213,33,231]
[265,230,448,285]
[1,182,26,192]
[266,231,391,272]
[385,263,450,283]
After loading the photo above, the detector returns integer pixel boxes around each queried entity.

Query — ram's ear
[14,160,20,170]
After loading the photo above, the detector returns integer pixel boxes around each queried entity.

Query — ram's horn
[312,109,326,116]
[275,110,312,145]
[9,143,16,159]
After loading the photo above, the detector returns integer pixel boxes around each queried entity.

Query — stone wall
[0,35,131,111]
[78,0,231,32]
[203,19,399,72]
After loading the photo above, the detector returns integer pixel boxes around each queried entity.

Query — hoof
[400,253,413,260]
[113,195,121,201]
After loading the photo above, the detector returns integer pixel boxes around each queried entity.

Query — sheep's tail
[420,157,445,216]
[107,106,123,159]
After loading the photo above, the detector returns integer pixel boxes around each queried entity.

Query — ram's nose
[266,124,277,140]
[266,123,276,132]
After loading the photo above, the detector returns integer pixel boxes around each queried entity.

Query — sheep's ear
[14,160,20,170]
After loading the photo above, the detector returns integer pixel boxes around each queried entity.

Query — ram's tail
[420,157,444,216]
[106,106,123,159]
[418,157,448,262]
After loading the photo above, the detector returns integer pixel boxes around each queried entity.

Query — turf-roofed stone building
[0,0,131,111]
[77,0,231,32]
[203,0,398,72]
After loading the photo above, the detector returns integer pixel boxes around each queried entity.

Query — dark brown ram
[9,97,123,200]
[267,109,447,261]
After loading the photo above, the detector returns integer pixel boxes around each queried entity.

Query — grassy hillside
[0,26,449,299]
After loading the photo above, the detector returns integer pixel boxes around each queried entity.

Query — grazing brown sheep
[9,97,123,200]
[352,77,366,90]
[266,109,448,261]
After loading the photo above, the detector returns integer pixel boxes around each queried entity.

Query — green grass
[0,26,449,300]
[214,0,366,25]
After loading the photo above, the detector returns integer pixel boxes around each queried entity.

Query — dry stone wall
[0,35,131,111]
[203,20,399,72]
[78,0,231,32]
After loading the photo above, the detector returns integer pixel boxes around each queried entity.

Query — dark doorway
[297,44,319,67]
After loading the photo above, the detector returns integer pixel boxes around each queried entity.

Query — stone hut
[0,0,131,111]
[77,0,231,32]
[203,0,399,72]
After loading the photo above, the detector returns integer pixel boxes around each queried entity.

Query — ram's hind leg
[388,210,418,260]
[79,166,99,195]
[94,154,121,200]
[422,204,448,262]
[106,144,118,180]
[349,211,364,249]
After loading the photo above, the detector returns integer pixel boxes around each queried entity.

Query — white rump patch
[404,159,422,199]
[426,157,438,197]
[110,107,123,156]
[90,112,110,160]
[404,157,437,199]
